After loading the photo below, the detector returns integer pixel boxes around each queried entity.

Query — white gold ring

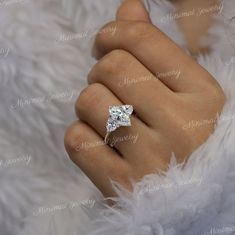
[105,105,134,146]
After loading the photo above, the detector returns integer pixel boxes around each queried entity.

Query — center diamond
[106,105,133,133]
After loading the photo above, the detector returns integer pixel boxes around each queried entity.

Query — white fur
[0,0,234,234]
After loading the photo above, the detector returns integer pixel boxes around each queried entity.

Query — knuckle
[207,83,226,109]
[107,49,131,63]
[64,122,85,156]
[97,49,131,75]
[126,21,157,43]
[76,83,105,114]
[96,21,117,44]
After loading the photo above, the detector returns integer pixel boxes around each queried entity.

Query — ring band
[105,105,134,146]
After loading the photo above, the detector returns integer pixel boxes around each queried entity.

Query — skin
[64,0,226,197]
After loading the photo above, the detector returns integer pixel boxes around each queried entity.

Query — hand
[64,0,225,197]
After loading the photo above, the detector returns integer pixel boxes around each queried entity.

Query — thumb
[116,0,151,22]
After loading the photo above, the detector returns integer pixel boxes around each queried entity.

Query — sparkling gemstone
[106,118,118,132]
[122,105,133,115]
[106,105,133,133]
[109,106,123,120]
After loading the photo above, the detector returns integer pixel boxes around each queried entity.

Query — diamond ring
[105,105,134,146]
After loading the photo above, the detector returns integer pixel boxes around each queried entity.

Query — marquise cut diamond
[106,105,133,133]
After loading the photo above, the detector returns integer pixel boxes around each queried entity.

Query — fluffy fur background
[0,0,234,234]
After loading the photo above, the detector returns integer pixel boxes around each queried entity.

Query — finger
[116,0,151,22]
[75,83,148,157]
[64,121,132,197]
[88,49,176,127]
[95,20,216,93]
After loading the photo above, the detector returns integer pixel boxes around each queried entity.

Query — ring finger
[76,83,149,158]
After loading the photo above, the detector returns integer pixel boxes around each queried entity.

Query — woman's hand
[64,0,225,197]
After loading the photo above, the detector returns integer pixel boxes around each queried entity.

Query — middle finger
[88,49,176,127]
